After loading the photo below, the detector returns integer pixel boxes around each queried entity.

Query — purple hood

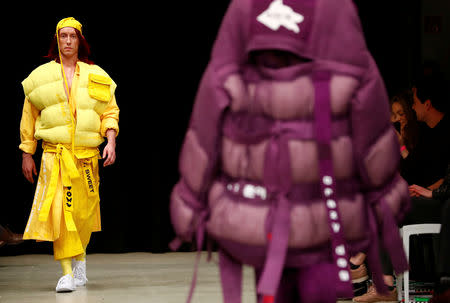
[210,0,368,74]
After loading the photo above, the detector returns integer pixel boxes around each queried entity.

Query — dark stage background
[0,1,442,257]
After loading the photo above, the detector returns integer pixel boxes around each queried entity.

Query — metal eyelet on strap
[329,210,338,220]
[243,184,256,199]
[326,199,337,209]
[337,258,348,268]
[331,222,341,233]
[335,244,346,256]
[255,186,267,200]
[228,182,268,201]
[339,270,350,282]
[233,183,240,193]
[242,184,268,200]
[324,187,333,197]
[322,175,333,186]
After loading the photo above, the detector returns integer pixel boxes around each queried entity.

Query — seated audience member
[401,76,450,189]
[389,90,419,160]
[348,91,420,300]
[353,162,450,302]
[409,162,450,303]
[352,78,449,301]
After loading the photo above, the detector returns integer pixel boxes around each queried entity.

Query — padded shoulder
[22,61,61,97]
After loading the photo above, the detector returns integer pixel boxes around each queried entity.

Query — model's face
[58,27,79,58]
[412,90,427,122]
[391,102,407,128]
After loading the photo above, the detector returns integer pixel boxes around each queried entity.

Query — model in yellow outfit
[19,17,119,292]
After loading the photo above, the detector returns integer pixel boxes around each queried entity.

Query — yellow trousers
[23,143,101,260]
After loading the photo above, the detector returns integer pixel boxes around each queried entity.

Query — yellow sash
[39,144,79,231]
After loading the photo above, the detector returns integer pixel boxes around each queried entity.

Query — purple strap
[223,111,350,145]
[168,183,211,303]
[363,180,409,295]
[222,175,360,203]
[257,194,291,296]
[219,250,243,303]
[185,249,203,303]
[169,181,209,252]
[365,204,387,294]
[367,198,408,295]
[378,199,409,274]
[256,106,295,299]
[313,71,353,298]
[181,209,210,303]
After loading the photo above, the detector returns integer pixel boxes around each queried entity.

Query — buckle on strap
[243,184,267,200]
[227,182,268,200]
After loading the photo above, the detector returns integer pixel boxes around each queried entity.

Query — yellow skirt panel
[23,144,101,260]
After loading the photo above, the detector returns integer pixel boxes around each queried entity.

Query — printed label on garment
[65,186,73,209]
[257,0,304,34]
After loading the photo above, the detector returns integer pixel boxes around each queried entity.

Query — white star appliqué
[257,0,304,34]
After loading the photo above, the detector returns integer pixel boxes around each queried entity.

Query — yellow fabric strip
[82,159,97,198]
[38,157,60,223]
[56,29,76,152]
[38,144,80,228]
[43,142,99,159]
[63,186,77,232]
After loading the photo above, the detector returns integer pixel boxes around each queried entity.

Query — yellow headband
[56,17,82,35]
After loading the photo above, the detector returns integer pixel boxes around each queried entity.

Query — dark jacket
[433,162,450,201]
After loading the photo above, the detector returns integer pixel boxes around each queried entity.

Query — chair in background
[397,224,442,303]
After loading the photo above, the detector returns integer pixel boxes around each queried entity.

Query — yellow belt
[39,143,100,232]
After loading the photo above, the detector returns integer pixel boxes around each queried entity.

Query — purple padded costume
[170,0,410,302]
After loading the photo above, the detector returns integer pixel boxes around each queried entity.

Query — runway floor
[0,252,352,303]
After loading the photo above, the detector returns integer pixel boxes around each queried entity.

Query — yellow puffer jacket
[22,61,117,147]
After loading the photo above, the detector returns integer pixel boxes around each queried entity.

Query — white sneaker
[56,274,76,292]
[73,260,88,287]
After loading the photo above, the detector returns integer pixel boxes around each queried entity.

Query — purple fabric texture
[170,0,410,302]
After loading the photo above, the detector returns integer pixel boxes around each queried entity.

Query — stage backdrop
[1,0,422,256]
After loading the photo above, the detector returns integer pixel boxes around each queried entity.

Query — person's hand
[102,142,116,166]
[394,129,409,158]
[409,184,432,198]
[394,128,402,144]
[22,153,37,183]
[102,129,117,167]
[394,128,406,147]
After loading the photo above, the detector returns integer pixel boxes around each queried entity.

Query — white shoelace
[73,261,87,283]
